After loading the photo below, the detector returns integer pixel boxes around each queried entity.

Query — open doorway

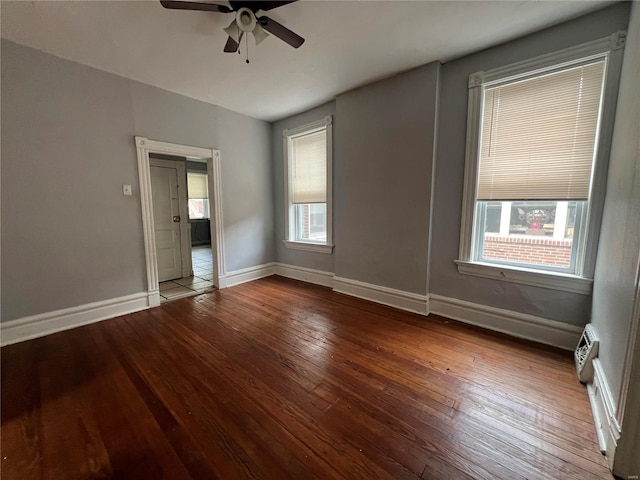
[149,155,215,301]
[135,137,227,307]
[161,160,219,301]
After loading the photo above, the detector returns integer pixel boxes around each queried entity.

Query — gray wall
[272,101,336,273]
[271,3,630,324]
[334,63,439,294]
[1,40,144,322]
[271,62,439,295]
[429,3,631,325]
[591,0,640,422]
[218,107,274,272]
[130,81,219,148]
[592,5,640,477]
[1,39,274,322]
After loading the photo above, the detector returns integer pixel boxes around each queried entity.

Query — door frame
[135,136,227,307]
[149,158,191,280]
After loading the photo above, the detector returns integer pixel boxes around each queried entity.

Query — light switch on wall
[123,184,132,196]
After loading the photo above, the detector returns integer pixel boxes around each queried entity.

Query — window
[283,116,333,253]
[187,172,209,220]
[457,32,626,293]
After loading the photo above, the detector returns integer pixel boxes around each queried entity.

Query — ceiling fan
[160,1,304,56]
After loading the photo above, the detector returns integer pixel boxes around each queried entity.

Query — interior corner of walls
[275,263,334,288]
[0,292,151,347]
[224,263,276,288]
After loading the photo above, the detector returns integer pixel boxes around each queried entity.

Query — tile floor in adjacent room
[159,245,214,302]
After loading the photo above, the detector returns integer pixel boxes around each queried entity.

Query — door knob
[173,216,181,223]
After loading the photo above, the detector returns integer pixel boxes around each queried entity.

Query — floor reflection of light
[275,311,340,371]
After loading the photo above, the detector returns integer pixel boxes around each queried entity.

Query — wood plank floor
[1,276,612,479]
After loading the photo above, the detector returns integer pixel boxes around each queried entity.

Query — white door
[151,165,183,282]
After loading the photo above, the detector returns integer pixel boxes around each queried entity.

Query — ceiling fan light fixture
[223,19,240,43]
[252,24,269,45]
[236,7,257,33]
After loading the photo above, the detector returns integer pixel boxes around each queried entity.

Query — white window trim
[455,260,593,295]
[457,32,626,294]
[283,240,333,254]
[283,116,334,254]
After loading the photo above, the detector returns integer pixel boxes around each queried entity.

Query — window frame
[187,171,210,220]
[283,116,334,254]
[456,32,626,295]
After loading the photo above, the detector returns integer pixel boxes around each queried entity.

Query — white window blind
[291,130,326,204]
[477,60,606,201]
[187,172,208,199]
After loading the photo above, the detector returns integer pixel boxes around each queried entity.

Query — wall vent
[575,323,599,383]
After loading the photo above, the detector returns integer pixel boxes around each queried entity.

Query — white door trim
[135,136,226,305]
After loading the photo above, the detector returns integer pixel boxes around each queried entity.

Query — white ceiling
[1,0,613,121]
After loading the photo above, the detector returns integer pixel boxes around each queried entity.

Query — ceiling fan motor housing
[236,7,256,32]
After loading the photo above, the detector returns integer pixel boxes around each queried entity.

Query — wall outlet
[123,184,132,196]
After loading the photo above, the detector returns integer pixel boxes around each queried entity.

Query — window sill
[454,260,593,295]
[283,240,334,254]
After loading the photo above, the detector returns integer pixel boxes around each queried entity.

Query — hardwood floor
[1,276,611,479]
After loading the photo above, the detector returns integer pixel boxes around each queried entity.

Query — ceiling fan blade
[258,16,304,48]
[256,1,298,11]
[224,36,239,53]
[160,1,231,13]
[252,23,269,45]
[229,1,296,11]
[223,32,243,53]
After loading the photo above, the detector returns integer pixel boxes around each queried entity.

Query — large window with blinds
[283,116,333,253]
[474,60,605,273]
[457,34,625,290]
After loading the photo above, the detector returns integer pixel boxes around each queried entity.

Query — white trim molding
[135,137,226,295]
[428,294,583,350]
[457,32,626,289]
[333,277,429,315]
[0,293,151,347]
[455,261,593,295]
[225,263,277,288]
[282,240,334,254]
[588,358,621,459]
[275,263,335,287]
[476,32,625,87]
[282,116,333,251]
[273,267,580,350]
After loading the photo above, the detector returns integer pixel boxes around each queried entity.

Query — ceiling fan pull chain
[245,32,250,64]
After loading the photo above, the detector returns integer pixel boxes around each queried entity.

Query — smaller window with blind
[458,34,625,284]
[187,172,209,220]
[283,116,333,253]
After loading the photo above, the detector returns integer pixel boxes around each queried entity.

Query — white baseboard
[1,266,585,356]
[216,275,228,289]
[428,293,582,350]
[0,292,151,347]
[273,265,430,316]
[588,358,621,462]
[225,263,276,288]
[148,289,161,307]
[275,263,335,288]
[333,276,429,315]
